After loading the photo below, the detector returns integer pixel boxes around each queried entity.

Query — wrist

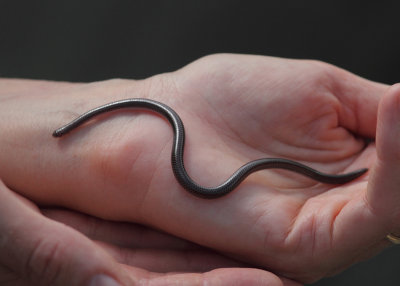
[0,78,174,221]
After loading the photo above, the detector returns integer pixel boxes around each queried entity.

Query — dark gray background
[1,1,399,285]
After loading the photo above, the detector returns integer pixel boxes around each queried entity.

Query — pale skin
[0,54,399,285]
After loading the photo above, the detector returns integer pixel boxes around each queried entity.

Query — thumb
[0,180,131,286]
[367,83,400,230]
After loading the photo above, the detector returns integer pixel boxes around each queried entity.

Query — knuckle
[25,236,65,285]
[304,60,338,84]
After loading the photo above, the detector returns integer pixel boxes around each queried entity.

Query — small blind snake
[53,98,368,198]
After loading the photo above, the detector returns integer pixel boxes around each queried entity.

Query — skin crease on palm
[0,54,399,283]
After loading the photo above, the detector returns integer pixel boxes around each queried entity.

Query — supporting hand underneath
[0,180,296,285]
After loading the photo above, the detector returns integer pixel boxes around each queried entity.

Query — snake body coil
[53,98,368,198]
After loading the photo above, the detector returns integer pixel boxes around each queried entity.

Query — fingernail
[88,275,121,286]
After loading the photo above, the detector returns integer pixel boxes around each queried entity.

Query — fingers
[329,65,388,137]
[41,208,199,250]
[319,85,400,272]
[141,268,296,286]
[367,83,400,229]
[42,208,251,273]
[0,180,133,286]
[41,209,300,285]
[0,184,296,286]
[93,240,247,273]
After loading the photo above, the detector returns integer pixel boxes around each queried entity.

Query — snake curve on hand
[53,98,368,198]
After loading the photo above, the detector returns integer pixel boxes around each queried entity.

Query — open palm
[1,54,397,283]
[126,54,389,282]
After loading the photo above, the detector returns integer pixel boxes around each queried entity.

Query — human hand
[0,180,296,286]
[0,54,394,283]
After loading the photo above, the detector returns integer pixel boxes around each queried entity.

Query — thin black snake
[53,98,368,198]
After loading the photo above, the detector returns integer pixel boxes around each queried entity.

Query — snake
[53,98,368,198]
